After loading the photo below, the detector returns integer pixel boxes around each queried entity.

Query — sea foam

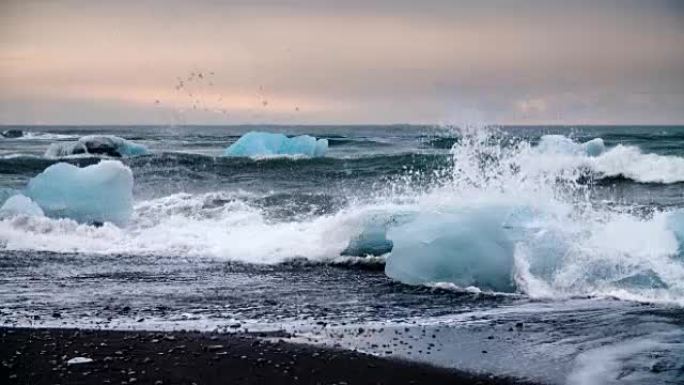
[532,134,684,184]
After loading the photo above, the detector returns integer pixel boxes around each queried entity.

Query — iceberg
[224,131,328,158]
[583,138,605,157]
[46,141,88,157]
[0,188,20,206]
[537,135,605,157]
[25,160,134,226]
[385,207,521,292]
[0,194,44,218]
[45,135,150,158]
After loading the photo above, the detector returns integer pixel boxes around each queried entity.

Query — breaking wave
[531,134,684,184]
[1,127,684,305]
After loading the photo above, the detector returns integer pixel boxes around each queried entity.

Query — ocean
[1,125,683,384]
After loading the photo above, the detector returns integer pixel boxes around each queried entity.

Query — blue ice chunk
[614,270,668,289]
[537,135,605,157]
[536,135,579,155]
[224,131,328,158]
[583,138,605,157]
[92,135,149,157]
[385,207,518,292]
[25,160,134,226]
[45,135,150,158]
[667,210,684,256]
[45,141,87,157]
[0,194,44,217]
[341,211,417,256]
[341,222,393,256]
[0,188,20,206]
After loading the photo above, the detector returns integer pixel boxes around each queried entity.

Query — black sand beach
[1,327,538,385]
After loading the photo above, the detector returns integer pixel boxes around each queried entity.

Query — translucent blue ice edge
[224,131,328,158]
[17,160,134,226]
[344,206,684,293]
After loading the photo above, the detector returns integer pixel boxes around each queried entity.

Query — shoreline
[1,327,540,385]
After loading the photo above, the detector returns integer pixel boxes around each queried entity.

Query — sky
[0,0,683,125]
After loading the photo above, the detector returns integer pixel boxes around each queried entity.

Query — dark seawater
[1,125,684,384]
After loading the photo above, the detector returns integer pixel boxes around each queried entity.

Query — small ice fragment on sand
[67,357,93,365]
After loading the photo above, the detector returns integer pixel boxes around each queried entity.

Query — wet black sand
[0,327,539,385]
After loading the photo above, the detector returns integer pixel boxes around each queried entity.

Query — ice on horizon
[537,135,605,157]
[224,131,328,158]
[45,135,150,158]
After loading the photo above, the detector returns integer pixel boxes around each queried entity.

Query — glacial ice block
[224,131,328,158]
[45,135,150,158]
[0,188,20,206]
[341,222,394,256]
[0,194,44,218]
[25,160,134,226]
[583,138,605,157]
[667,210,684,256]
[537,135,605,157]
[340,211,417,256]
[385,207,517,292]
